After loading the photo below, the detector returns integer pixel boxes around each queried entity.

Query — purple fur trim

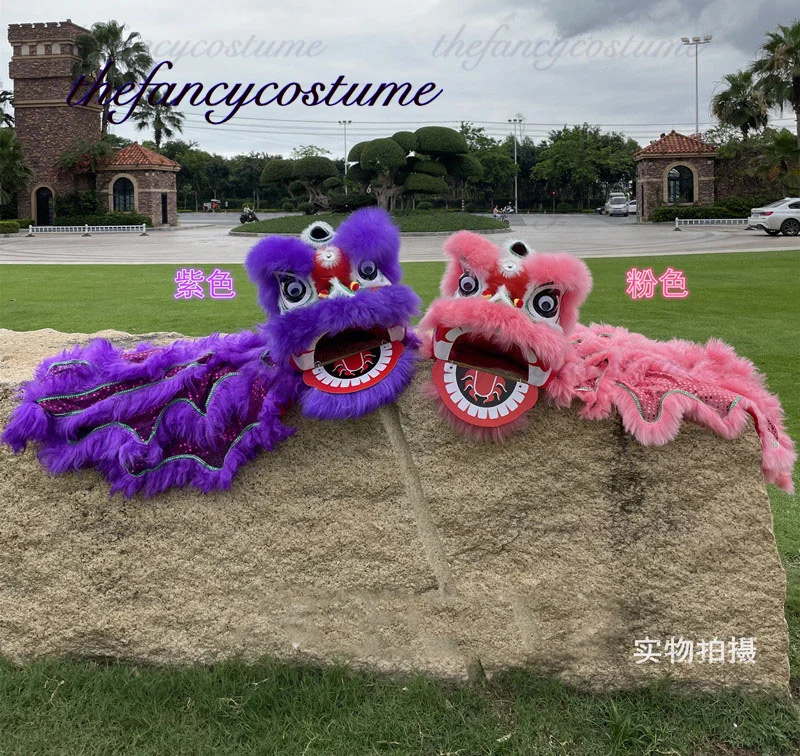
[329,207,402,284]
[245,236,316,318]
[264,284,420,366]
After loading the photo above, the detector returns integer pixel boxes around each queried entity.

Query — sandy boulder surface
[0,329,790,693]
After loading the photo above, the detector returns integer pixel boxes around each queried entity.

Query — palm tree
[756,128,800,193]
[0,128,32,205]
[0,90,14,127]
[74,20,153,135]
[711,71,769,138]
[750,20,800,173]
[131,98,185,150]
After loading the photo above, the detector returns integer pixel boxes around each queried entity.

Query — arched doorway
[35,187,54,225]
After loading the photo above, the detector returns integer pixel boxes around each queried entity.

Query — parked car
[748,198,800,236]
[627,200,637,214]
[594,206,604,214]
[605,194,629,217]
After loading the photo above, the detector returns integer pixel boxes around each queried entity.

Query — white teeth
[457,398,470,412]
[388,325,405,342]
[476,407,489,420]
[525,349,537,363]
[292,350,316,371]
[497,403,509,416]
[527,365,551,386]
[467,403,479,417]
[487,406,499,419]
[434,338,453,361]
[444,326,466,342]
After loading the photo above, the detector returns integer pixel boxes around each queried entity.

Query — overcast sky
[3,0,798,158]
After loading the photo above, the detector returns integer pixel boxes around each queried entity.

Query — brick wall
[635,155,717,221]
[96,169,179,227]
[8,20,101,223]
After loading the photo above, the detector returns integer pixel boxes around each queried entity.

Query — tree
[131,97,185,149]
[756,128,800,192]
[711,70,769,138]
[353,138,409,210]
[750,20,800,173]
[261,156,338,210]
[74,20,153,135]
[290,144,332,159]
[0,128,32,205]
[0,90,14,128]
[531,124,636,209]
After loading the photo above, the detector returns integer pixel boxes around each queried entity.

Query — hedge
[53,212,153,227]
[650,205,740,222]
[0,220,20,234]
[7,218,33,228]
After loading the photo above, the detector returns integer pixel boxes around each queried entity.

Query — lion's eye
[458,273,480,297]
[358,260,378,281]
[278,274,313,309]
[527,288,560,320]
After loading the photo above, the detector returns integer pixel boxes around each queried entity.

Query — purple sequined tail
[2,331,299,497]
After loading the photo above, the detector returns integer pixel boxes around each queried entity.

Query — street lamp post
[338,120,352,195]
[508,117,522,213]
[680,35,712,136]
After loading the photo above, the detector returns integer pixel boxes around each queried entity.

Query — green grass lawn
[0,250,798,754]
[231,210,508,234]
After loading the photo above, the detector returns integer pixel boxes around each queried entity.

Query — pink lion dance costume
[421,231,795,492]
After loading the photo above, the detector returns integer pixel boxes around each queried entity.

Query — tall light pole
[338,119,352,195]
[508,117,522,213]
[681,35,712,136]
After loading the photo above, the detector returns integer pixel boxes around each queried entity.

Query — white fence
[28,224,149,237]
[674,218,749,231]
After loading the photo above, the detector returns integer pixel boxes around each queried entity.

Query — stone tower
[8,20,102,223]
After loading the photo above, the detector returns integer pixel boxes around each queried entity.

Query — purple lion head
[245,207,420,420]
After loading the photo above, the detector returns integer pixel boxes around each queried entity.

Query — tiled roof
[634,130,717,157]
[107,142,181,168]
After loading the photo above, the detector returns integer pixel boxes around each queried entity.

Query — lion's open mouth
[291,325,406,394]
[431,325,551,427]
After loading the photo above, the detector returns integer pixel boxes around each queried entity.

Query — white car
[748,198,800,236]
[627,200,637,215]
[605,195,628,216]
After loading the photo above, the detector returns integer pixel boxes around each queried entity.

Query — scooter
[239,208,259,224]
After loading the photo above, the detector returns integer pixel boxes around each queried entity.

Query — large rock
[0,329,790,693]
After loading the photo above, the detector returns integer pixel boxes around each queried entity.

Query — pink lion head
[419,232,592,438]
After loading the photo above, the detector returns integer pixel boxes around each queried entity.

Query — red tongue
[302,341,404,394]
[432,360,538,428]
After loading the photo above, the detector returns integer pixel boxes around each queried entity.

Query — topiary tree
[261,158,294,186]
[391,131,418,153]
[355,137,409,211]
[414,126,469,156]
[291,155,338,210]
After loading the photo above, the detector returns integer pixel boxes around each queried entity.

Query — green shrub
[464,203,477,213]
[416,201,433,211]
[0,220,20,234]
[297,201,313,214]
[11,218,33,228]
[281,200,295,211]
[649,205,741,222]
[328,193,377,213]
[414,126,468,155]
[556,202,573,213]
[53,212,153,227]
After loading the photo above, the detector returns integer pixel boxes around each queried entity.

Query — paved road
[0,213,796,265]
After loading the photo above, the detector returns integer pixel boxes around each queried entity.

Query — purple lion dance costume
[2,207,420,497]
